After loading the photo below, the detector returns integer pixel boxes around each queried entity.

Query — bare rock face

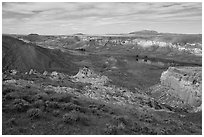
[160,67,202,110]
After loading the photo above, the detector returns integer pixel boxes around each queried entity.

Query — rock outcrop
[71,67,109,86]
[70,67,150,106]
[148,67,202,112]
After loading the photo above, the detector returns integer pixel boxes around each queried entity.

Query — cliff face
[148,67,202,112]
[161,67,201,109]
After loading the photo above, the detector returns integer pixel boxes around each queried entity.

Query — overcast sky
[2,2,202,35]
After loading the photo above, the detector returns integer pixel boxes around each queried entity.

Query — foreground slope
[2,67,202,135]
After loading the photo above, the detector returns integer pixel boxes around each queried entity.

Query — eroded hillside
[147,67,202,112]
[13,31,202,58]
[2,35,79,74]
[2,31,202,135]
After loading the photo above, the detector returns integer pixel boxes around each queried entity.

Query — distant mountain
[28,33,40,36]
[2,35,79,74]
[74,33,85,35]
[129,30,159,35]
[22,33,46,42]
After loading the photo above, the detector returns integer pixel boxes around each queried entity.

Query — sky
[2,2,202,35]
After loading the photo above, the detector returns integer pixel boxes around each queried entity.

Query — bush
[11,99,30,112]
[62,110,89,125]
[113,115,130,125]
[33,92,50,101]
[5,92,20,100]
[62,111,78,124]
[59,102,79,111]
[52,110,61,117]
[140,126,158,135]
[131,122,142,132]
[33,100,45,109]
[50,93,72,103]
[7,118,17,126]
[27,108,43,119]
[138,114,154,123]
[156,127,174,135]
[117,122,126,130]
[104,123,119,135]
[70,98,81,106]
[18,127,28,134]
[45,101,60,109]
[76,112,90,125]
[2,88,15,96]
[21,94,33,103]
[78,106,90,114]
[44,90,55,95]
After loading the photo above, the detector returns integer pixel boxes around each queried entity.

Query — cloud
[2,2,202,34]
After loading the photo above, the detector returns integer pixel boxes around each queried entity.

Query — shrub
[104,123,119,135]
[26,85,31,89]
[131,122,142,132]
[27,108,43,119]
[157,127,174,135]
[2,97,7,104]
[18,127,28,134]
[33,92,50,101]
[62,110,78,124]
[2,88,15,96]
[138,114,155,123]
[141,126,150,134]
[113,115,130,125]
[44,90,55,95]
[7,118,17,126]
[139,126,158,135]
[90,107,101,116]
[3,127,19,135]
[71,98,81,106]
[76,112,90,125]
[78,106,90,113]
[59,102,79,111]
[11,99,30,112]
[5,92,20,100]
[50,93,72,103]
[117,122,126,130]
[21,94,33,103]
[45,101,60,109]
[62,110,89,125]
[52,110,61,117]
[33,99,45,108]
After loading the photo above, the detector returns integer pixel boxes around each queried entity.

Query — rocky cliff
[148,67,202,112]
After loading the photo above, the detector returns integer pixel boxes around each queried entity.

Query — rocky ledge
[149,67,202,112]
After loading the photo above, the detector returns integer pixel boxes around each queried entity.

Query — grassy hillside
[2,82,202,135]
[2,35,79,74]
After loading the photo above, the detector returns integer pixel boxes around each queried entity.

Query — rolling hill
[2,35,79,74]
